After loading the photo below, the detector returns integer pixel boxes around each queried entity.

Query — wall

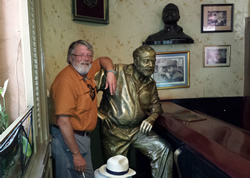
[41,0,248,100]
[0,0,26,122]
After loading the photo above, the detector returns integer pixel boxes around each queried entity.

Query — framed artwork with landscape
[72,0,109,24]
[201,4,234,33]
[152,51,190,89]
[204,45,231,67]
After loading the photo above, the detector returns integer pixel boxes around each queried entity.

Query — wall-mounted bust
[145,3,193,43]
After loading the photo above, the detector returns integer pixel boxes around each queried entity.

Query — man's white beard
[73,63,92,75]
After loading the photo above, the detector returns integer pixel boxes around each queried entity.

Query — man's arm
[57,115,86,172]
[98,57,117,95]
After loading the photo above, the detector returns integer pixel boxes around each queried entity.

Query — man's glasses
[71,53,93,59]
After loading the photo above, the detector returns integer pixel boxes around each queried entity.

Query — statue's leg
[100,123,131,161]
[132,130,173,178]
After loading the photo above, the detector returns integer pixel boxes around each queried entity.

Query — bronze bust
[145,3,193,44]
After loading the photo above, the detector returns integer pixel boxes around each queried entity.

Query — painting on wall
[152,51,190,89]
[201,4,234,33]
[72,0,109,24]
[203,45,231,67]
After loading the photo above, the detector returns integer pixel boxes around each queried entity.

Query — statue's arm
[95,65,118,129]
[95,69,107,122]
[94,69,107,92]
[139,84,163,135]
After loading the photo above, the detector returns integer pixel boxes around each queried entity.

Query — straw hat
[96,155,136,178]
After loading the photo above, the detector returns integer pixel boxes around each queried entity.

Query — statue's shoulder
[114,63,132,72]
[114,63,126,71]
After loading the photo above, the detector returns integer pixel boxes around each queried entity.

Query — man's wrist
[72,150,80,155]
[107,70,116,75]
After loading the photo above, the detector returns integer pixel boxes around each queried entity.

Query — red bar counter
[155,102,250,178]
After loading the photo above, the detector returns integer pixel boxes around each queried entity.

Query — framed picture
[72,0,109,24]
[203,45,231,67]
[153,51,190,89]
[201,4,234,33]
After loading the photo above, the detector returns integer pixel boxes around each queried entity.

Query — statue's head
[133,45,156,77]
[162,3,180,25]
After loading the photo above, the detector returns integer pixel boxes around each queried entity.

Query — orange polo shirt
[50,59,100,131]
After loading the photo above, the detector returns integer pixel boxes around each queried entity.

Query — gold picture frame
[152,51,190,89]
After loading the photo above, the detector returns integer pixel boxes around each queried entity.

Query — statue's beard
[136,65,154,78]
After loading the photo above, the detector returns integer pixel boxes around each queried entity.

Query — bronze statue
[95,45,173,178]
[145,3,193,43]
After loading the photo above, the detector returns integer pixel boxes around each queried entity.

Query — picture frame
[153,51,190,89]
[201,4,234,33]
[203,45,231,67]
[72,0,109,24]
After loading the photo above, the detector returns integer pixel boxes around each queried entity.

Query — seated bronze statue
[95,45,173,178]
[145,3,193,44]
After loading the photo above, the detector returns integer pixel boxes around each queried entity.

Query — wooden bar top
[156,101,250,178]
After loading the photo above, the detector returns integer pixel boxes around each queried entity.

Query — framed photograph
[201,4,234,33]
[204,45,231,67]
[72,0,109,24]
[153,51,190,89]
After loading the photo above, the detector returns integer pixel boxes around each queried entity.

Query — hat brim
[99,165,136,178]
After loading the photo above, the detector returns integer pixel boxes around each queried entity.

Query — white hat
[97,155,136,178]
[94,169,108,178]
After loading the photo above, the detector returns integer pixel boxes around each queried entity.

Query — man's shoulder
[53,65,78,84]
[56,65,73,75]
[88,59,101,76]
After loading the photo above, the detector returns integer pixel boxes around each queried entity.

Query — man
[145,3,193,42]
[95,45,173,178]
[154,61,169,82]
[165,60,183,82]
[50,40,116,178]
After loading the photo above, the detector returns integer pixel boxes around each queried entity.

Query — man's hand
[73,152,87,172]
[57,116,86,173]
[105,72,117,95]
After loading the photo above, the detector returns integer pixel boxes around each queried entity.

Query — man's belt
[73,130,91,136]
[52,124,91,136]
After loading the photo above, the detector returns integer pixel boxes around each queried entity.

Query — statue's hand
[139,117,155,135]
